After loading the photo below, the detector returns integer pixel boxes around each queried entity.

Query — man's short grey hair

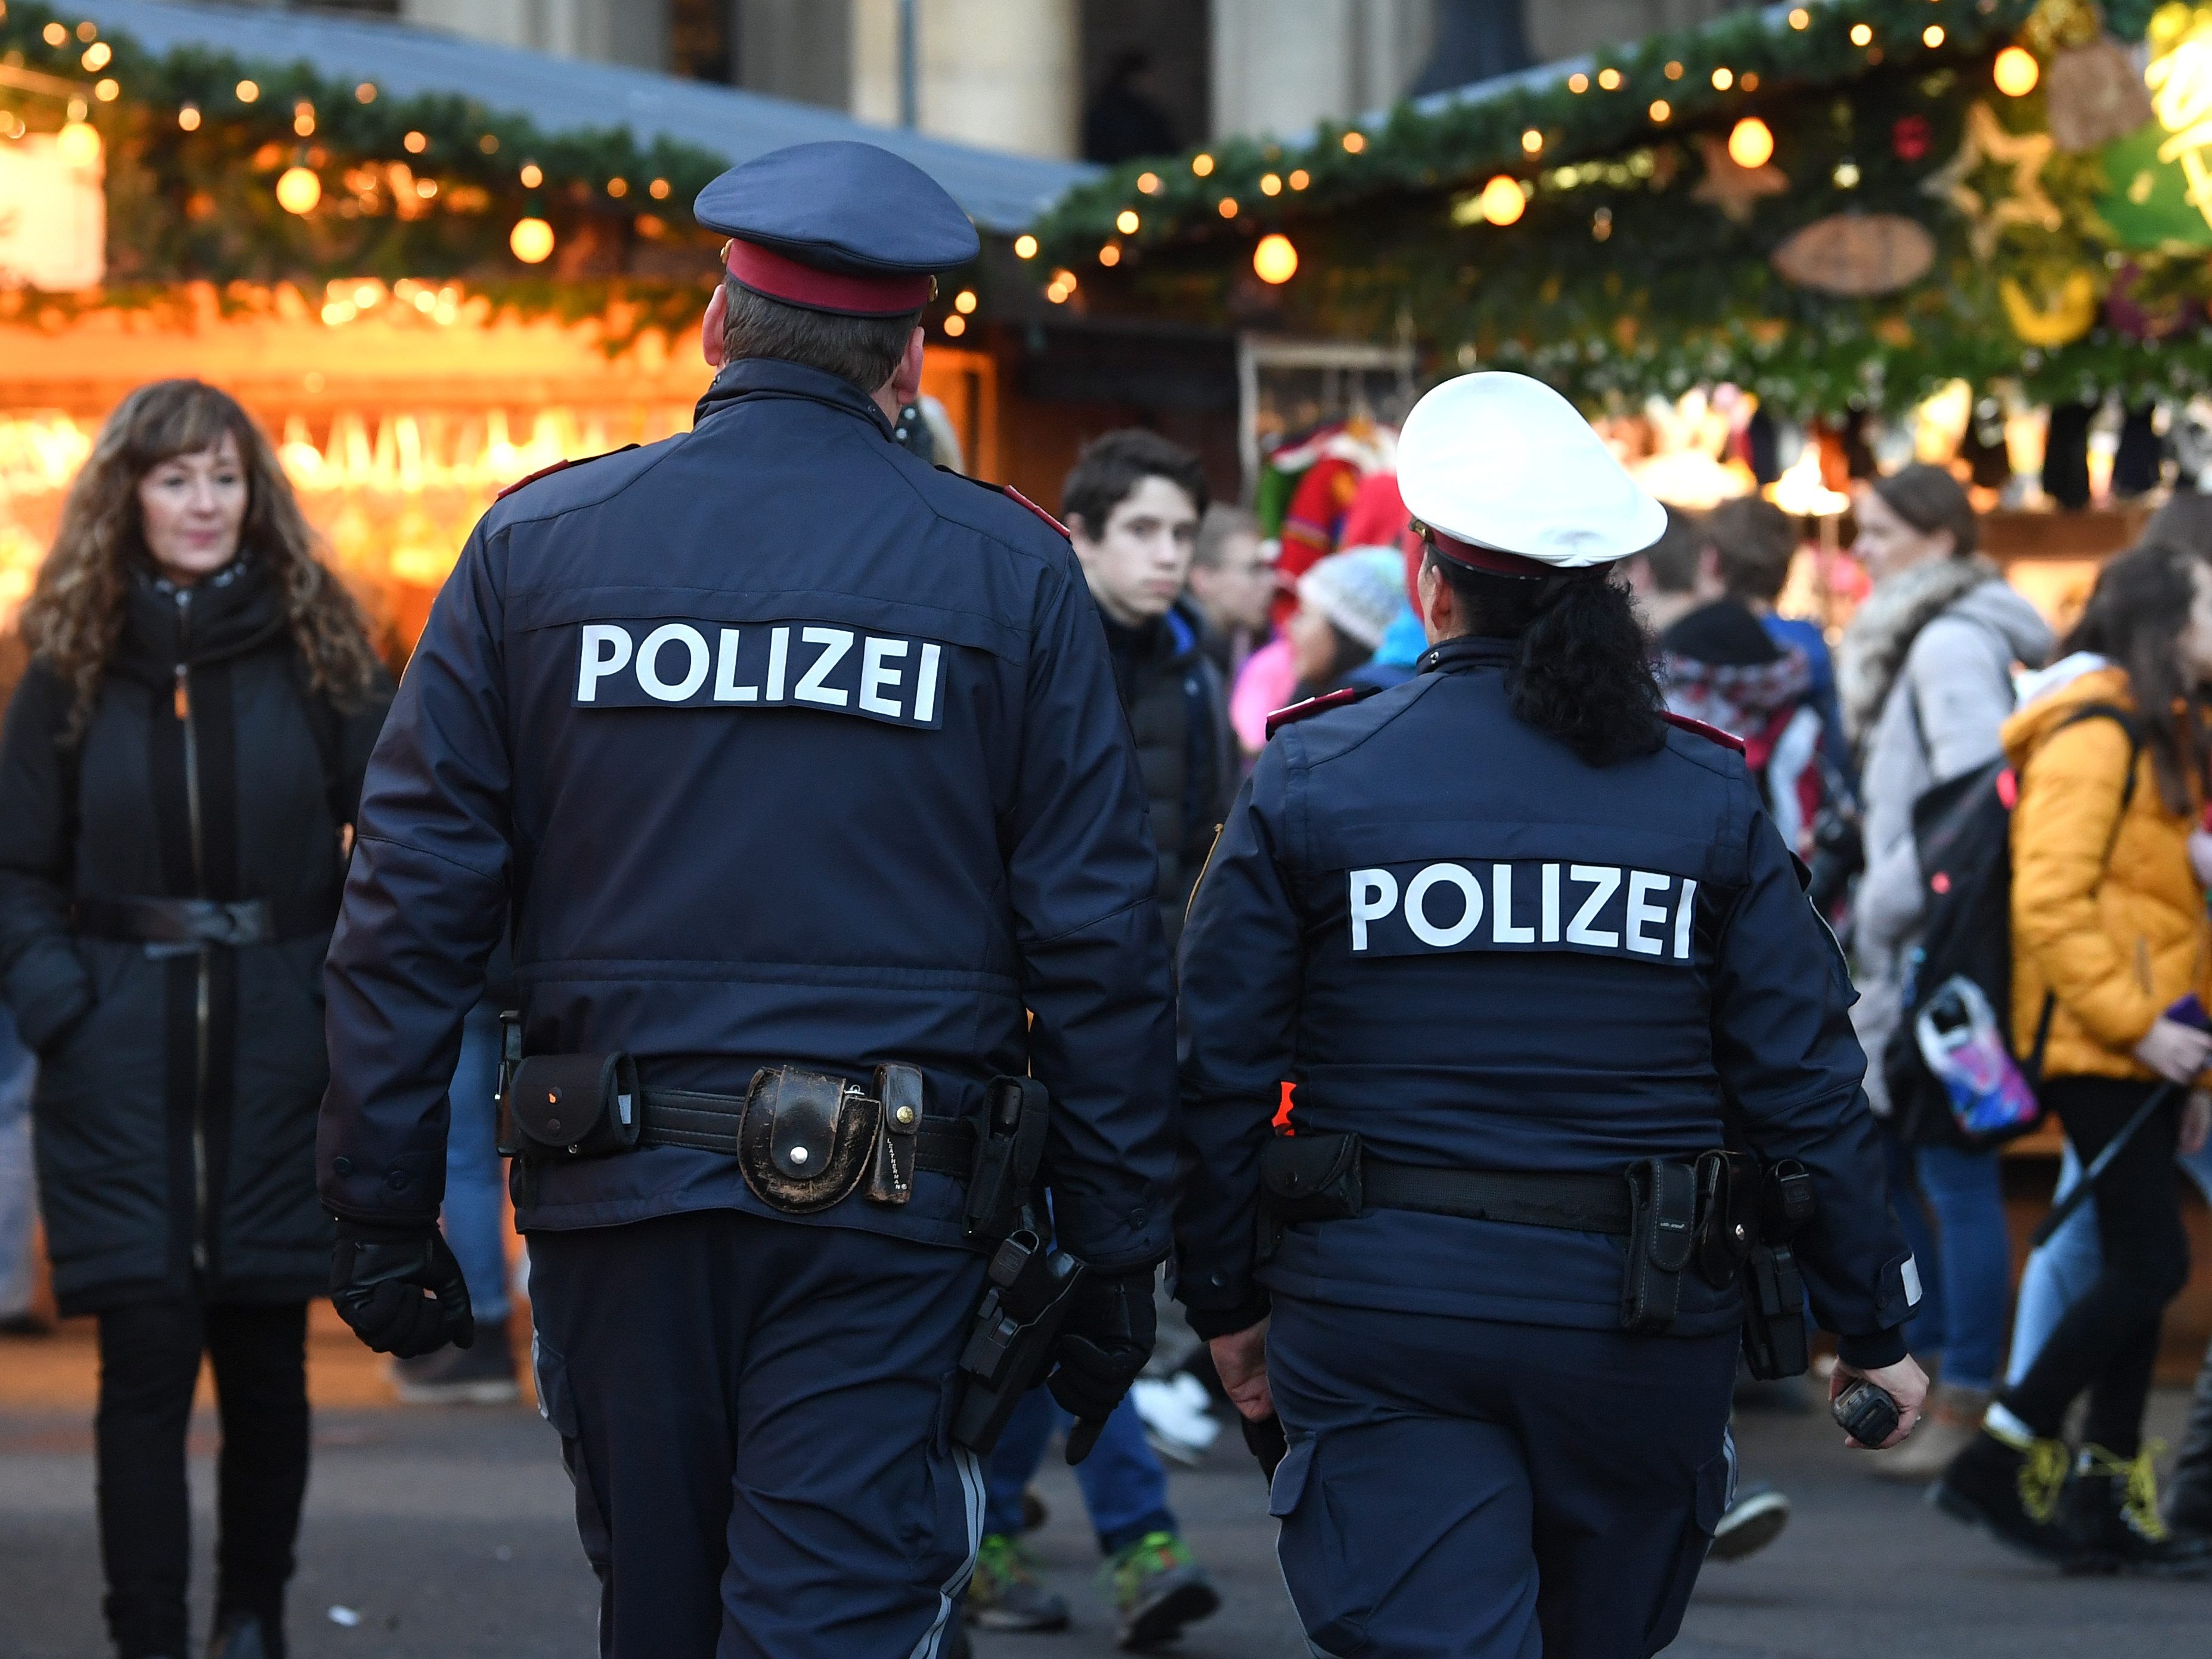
[1192,503,1261,571]
[719,278,922,393]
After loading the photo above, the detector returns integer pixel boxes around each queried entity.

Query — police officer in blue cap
[315,141,1176,1657]
[1174,373,1929,1657]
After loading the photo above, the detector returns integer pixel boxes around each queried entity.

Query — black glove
[1046,1267,1156,1427]
[1241,1411,1288,1482]
[331,1217,475,1359]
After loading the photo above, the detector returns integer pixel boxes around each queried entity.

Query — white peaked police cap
[1398,371,1668,576]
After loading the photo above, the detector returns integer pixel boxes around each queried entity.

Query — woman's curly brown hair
[18,379,383,738]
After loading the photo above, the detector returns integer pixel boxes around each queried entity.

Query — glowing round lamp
[510,217,555,264]
[1253,233,1299,284]
[275,166,322,215]
[1478,175,1526,227]
[1993,46,2039,97]
[55,121,101,168]
[1727,117,1776,170]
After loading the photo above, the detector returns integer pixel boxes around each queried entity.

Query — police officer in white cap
[1172,373,1929,1657]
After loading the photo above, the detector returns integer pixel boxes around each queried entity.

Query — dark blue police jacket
[1175,635,1916,1362]
[317,359,1176,1272]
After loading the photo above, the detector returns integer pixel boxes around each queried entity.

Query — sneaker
[1130,1373,1221,1467]
[1872,1384,1989,1483]
[965,1534,1070,1632]
[1708,1484,1789,1562]
[1931,1419,2079,1565]
[1104,1531,1219,1650]
[392,1322,518,1406]
[2057,1443,2212,1578]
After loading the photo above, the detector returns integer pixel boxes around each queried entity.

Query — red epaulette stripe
[1662,711,1748,753]
[1266,685,1371,739]
[1000,485,1071,539]
[495,458,575,500]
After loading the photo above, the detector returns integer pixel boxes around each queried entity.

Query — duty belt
[636,1084,979,1177]
[1358,1158,1631,1233]
[1257,1131,1708,1335]
[73,892,339,947]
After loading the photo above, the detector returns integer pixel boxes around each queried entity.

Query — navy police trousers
[528,1208,988,1658]
[1266,1295,1738,1659]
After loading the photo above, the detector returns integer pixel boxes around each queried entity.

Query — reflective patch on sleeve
[1344,857,1705,966]
[571,619,947,728]
[1901,1254,1923,1307]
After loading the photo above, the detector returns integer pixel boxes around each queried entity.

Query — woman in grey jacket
[1839,464,2053,1480]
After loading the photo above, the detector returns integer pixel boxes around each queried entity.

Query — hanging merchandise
[1999,268,2103,343]
[2045,36,2155,150]
[1770,214,1937,294]
[2043,401,2096,506]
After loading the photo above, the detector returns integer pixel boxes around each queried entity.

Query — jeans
[0,1009,34,1320]
[442,1000,511,1326]
[984,1389,1176,1556]
[1881,1131,2012,1391]
[2006,1120,2212,1384]
[95,1296,309,1659]
[2000,1077,2190,1457]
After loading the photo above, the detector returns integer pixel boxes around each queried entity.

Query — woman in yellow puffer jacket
[1935,544,2212,1573]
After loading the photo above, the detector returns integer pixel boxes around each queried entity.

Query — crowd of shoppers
[17,378,2212,1652]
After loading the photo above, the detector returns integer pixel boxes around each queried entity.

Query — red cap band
[1421,525,1551,580]
[722,238,934,317]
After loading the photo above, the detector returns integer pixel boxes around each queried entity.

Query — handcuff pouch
[738,1066,880,1214]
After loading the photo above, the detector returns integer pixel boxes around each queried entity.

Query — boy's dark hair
[1638,506,1706,596]
[1060,430,1209,537]
[1708,496,1800,604]
[720,279,921,393]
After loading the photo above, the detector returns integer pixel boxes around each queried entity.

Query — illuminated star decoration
[1919,101,2062,259]
[1691,132,1788,224]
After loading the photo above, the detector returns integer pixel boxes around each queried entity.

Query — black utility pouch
[1741,1157,1816,1378]
[1620,1156,1697,1334]
[865,1063,925,1207]
[1256,1132,1364,1263]
[1691,1149,1760,1291]
[504,1052,642,1164]
[964,1077,1050,1240]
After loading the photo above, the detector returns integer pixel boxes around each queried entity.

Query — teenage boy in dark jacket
[1063,431,1235,951]
[961,430,1228,1645]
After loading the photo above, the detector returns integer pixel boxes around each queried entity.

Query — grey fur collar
[1836,554,2000,745]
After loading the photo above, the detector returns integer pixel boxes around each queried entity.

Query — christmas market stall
[1026,0,2212,627]
[0,0,1153,644]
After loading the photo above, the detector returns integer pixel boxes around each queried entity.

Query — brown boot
[1874,1384,1990,1482]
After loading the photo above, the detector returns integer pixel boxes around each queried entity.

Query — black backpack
[1882,703,2138,1150]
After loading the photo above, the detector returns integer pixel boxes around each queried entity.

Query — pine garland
[0,1,732,342]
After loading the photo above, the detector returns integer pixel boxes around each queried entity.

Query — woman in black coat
[0,380,391,1659]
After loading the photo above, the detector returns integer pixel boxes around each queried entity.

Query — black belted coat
[0,561,391,1313]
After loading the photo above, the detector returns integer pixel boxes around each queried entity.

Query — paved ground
[3,1324,2209,1657]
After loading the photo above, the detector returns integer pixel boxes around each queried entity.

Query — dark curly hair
[1424,548,1666,767]
[20,379,385,740]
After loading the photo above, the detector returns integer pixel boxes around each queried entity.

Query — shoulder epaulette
[1266,684,1378,740]
[997,483,1071,539]
[1662,711,1747,753]
[494,444,640,502]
